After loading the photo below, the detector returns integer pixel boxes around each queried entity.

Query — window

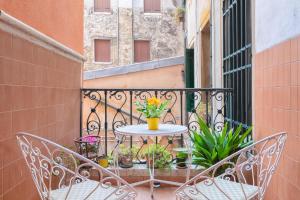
[144,0,161,13]
[94,0,110,12]
[134,40,150,63]
[94,39,111,62]
[223,0,252,138]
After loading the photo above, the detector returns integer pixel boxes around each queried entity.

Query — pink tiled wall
[254,35,300,200]
[0,29,82,199]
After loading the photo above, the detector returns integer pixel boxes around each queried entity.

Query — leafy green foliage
[191,117,252,168]
[135,98,169,118]
[118,144,140,157]
[143,144,172,169]
[176,151,188,159]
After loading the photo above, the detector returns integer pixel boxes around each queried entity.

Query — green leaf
[191,118,253,170]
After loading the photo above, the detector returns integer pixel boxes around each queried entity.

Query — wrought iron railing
[80,88,233,157]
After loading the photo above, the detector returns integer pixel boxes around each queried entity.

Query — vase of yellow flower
[135,97,168,130]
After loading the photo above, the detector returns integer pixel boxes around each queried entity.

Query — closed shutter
[134,40,150,63]
[144,0,161,13]
[94,0,110,12]
[144,0,152,12]
[185,48,195,112]
[94,39,111,62]
[152,0,161,12]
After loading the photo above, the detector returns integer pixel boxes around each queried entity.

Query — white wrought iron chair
[16,132,137,200]
[175,132,287,200]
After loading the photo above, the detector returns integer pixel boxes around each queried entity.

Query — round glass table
[113,124,191,198]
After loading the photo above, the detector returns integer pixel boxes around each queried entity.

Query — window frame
[93,38,112,64]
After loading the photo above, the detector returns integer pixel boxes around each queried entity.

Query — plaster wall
[84,0,184,71]
[255,0,300,53]
[0,0,83,53]
[84,64,184,89]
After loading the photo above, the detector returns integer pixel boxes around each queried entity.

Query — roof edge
[84,56,184,80]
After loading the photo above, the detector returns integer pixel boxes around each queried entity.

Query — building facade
[185,0,300,199]
[84,0,185,70]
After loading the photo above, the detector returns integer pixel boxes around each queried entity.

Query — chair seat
[50,180,125,200]
[182,178,259,200]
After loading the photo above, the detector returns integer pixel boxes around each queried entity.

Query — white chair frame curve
[175,132,287,200]
[16,132,137,200]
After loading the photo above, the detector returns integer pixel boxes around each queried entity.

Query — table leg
[183,134,192,182]
[148,136,155,198]
[113,134,122,177]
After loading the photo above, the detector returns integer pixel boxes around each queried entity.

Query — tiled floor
[136,186,177,200]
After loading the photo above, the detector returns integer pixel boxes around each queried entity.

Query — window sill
[93,11,113,15]
[143,12,162,16]
[93,61,113,65]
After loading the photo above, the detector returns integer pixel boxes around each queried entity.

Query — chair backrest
[176,132,287,200]
[16,132,137,200]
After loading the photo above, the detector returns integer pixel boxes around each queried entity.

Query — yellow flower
[147,97,161,106]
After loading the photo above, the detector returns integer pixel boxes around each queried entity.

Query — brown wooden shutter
[94,0,110,12]
[134,40,150,63]
[94,39,111,62]
[144,0,152,12]
[144,0,160,13]
[152,0,161,12]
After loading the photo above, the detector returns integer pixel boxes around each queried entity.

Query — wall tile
[291,38,298,62]
[0,30,12,58]
[297,37,300,61]
[12,86,37,111]
[12,36,34,63]
[291,62,298,86]
[254,34,300,199]
[290,86,297,110]
[33,46,56,68]
[0,86,12,113]
[290,111,298,137]
[0,58,13,85]
[2,159,26,193]
[12,109,37,133]
[0,112,12,141]
[0,168,2,197]
[0,137,22,166]
[0,29,82,198]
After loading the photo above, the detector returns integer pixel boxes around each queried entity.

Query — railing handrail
[81,88,233,92]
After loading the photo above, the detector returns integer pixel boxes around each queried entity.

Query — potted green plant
[118,144,140,168]
[144,144,173,169]
[135,97,169,130]
[191,117,252,170]
[176,151,188,168]
[174,7,185,22]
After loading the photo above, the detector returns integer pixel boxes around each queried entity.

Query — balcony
[80,88,233,181]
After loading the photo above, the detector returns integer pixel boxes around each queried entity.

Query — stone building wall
[84,0,184,71]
